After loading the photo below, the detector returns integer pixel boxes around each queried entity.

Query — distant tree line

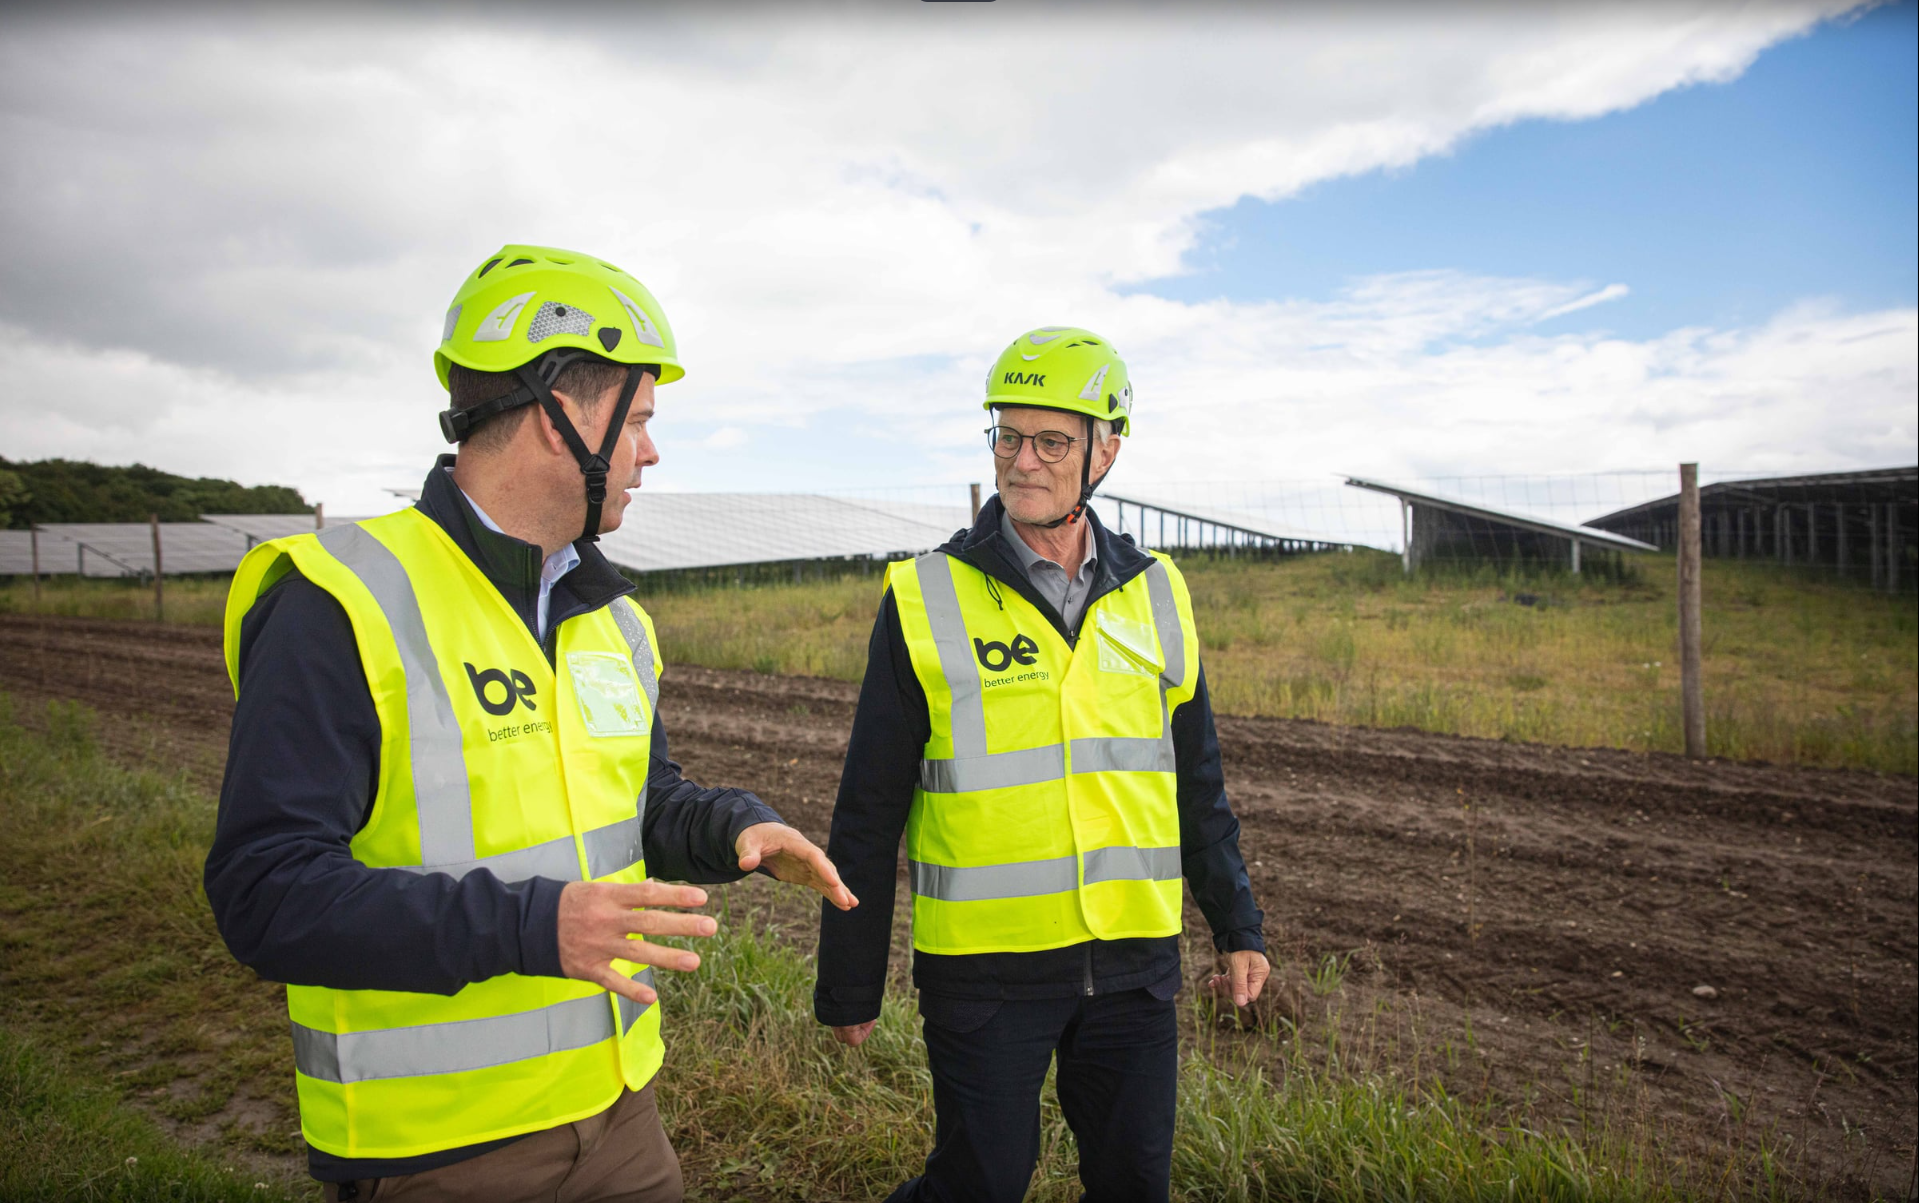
[0,458,310,528]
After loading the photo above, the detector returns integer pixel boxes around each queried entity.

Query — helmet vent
[507,257,535,268]
[527,300,596,344]
[477,257,504,279]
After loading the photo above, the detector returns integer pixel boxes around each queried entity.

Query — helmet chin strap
[1033,414,1099,530]
[512,355,647,544]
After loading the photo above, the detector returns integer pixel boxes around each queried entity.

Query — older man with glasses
[814,327,1269,1202]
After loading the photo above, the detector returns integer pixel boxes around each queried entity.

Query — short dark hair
[447,359,631,454]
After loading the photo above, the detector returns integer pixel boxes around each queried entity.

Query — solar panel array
[0,530,40,575]
[32,523,255,577]
[201,514,380,545]
[595,492,970,574]
[3,495,974,580]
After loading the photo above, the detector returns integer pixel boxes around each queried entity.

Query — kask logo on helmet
[974,635,1040,673]
[466,662,538,717]
[1002,371,1046,387]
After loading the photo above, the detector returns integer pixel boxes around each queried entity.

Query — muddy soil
[3,612,1914,1198]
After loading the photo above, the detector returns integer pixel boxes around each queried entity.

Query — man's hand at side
[558,880,714,1006]
[735,822,859,912]
[1207,949,1271,1009]
[831,1020,877,1048]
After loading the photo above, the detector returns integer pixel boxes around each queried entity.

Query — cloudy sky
[2,0,1913,515]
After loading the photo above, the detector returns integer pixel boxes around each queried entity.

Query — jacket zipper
[1082,941,1095,997]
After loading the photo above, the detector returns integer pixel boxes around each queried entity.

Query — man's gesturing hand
[735,822,859,912]
[557,880,714,1007]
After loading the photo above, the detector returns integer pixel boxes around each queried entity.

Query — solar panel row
[3,498,972,579]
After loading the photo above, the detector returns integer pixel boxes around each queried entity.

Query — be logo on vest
[973,633,1039,673]
[465,661,537,716]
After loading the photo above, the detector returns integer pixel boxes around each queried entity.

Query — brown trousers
[322,1083,682,1203]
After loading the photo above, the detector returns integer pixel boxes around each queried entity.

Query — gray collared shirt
[999,507,1099,630]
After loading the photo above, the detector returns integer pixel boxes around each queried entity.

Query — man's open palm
[735,822,858,912]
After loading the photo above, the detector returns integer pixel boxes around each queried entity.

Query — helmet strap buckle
[514,355,646,545]
[582,456,611,505]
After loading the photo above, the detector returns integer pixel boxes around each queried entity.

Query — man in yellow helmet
[816,327,1269,1201]
[205,246,855,1202]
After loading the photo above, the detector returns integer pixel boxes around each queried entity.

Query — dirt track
[3,612,1915,1196]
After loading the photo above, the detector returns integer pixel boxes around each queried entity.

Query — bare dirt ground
[3,612,1915,1198]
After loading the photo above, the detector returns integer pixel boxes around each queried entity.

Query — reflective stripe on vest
[908,553,1185,903]
[315,524,650,884]
[290,969,656,1085]
[908,845,1180,902]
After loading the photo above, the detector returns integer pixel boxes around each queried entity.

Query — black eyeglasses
[986,425,1081,463]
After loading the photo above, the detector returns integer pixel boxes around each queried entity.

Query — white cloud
[1538,283,1631,322]
[0,1,1903,513]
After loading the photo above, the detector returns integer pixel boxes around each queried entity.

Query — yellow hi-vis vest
[224,508,665,1161]
[885,550,1200,955]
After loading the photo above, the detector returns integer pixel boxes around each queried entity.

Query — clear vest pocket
[1096,609,1161,677]
[566,651,649,737]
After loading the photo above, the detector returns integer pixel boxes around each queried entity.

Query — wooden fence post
[1837,503,1849,579]
[969,483,981,523]
[30,526,41,605]
[1889,503,1902,594]
[1870,504,1882,590]
[149,513,165,623]
[1678,464,1705,758]
[315,501,325,530]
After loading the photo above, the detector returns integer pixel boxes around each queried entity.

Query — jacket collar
[415,455,635,650]
[939,492,1155,644]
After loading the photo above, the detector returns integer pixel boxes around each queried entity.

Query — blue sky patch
[1131,0,1917,343]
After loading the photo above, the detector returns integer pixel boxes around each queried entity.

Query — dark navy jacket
[813,494,1264,1028]
[205,458,780,1182]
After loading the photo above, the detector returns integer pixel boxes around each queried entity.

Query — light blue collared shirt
[460,489,579,640]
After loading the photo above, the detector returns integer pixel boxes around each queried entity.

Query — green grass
[0,575,231,625]
[1179,551,1918,774]
[0,694,307,1190]
[0,697,1883,1199]
[0,1028,303,1202]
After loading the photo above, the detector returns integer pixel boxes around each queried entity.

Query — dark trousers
[886,986,1178,1203]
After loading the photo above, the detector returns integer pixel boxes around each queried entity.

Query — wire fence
[1082,467,1916,591]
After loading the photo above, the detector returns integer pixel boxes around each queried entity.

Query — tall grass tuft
[649,891,1822,1202]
